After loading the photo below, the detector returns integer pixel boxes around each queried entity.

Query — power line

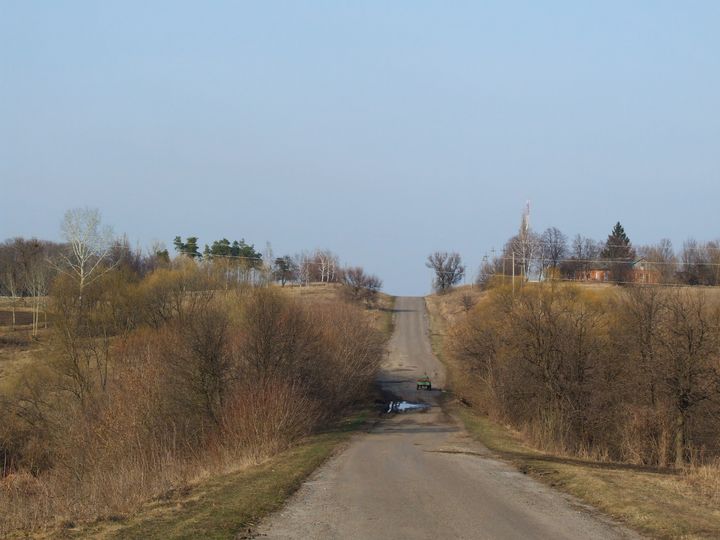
[510,239,720,253]
[483,255,720,268]
[484,274,720,288]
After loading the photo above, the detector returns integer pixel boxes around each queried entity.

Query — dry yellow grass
[4,411,372,540]
[427,283,720,539]
[424,285,487,405]
[274,283,395,338]
[0,284,394,398]
[456,406,720,539]
[1,282,391,538]
[0,334,51,395]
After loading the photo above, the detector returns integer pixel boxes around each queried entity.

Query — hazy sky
[2,2,719,295]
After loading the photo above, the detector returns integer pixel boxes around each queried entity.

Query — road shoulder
[56,411,374,540]
[425,289,720,539]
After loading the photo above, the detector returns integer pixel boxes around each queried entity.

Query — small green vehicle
[416,375,432,391]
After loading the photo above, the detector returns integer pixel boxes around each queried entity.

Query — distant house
[574,264,610,282]
[630,258,661,284]
[574,258,660,284]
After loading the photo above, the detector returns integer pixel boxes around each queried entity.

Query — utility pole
[512,251,515,296]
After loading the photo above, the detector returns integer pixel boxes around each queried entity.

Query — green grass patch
[70,412,371,540]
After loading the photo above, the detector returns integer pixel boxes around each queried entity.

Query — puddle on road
[386,401,431,413]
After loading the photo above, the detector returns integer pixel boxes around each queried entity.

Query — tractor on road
[416,375,432,391]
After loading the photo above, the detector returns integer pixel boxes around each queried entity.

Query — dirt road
[258,297,638,539]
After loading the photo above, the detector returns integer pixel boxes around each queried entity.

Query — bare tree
[296,251,312,286]
[678,238,720,286]
[20,239,53,337]
[314,250,339,283]
[476,255,504,288]
[426,252,465,293]
[539,227,568,279]
[341,266,383,306]
[708,239,720,285]
[657,290,720,466]
[57,207,117,294]
[561,234,601,279]
[0,240,22,330]
[273,256,298,287]
[637,238,677,284]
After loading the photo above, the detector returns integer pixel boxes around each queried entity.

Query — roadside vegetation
[0,208,388,538]
[476,215,720,287]
[64,412,371,540]
[428,284,720,538]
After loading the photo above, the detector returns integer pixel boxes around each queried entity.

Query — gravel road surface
[257,296,639,540]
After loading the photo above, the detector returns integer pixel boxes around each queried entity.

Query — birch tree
[296,251,312,286]
[57,207,116,294]
[18,239,53,337]
[0,240,22,330]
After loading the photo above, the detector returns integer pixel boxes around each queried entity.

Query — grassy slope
[426,285,720,540]
[0,285,395,393]
[0,332,52,395]
[56,286,394,539]
[280,283,396,339]
[66,413,371,540]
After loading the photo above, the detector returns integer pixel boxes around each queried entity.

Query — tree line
[0,210,384,337]
[425,216,720,295]
[0,207,386,534]
[479,219,720,286]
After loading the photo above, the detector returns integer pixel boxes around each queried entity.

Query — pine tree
[184,237,201,258]
[173,236,201,258]
[602,222,636,283]
[602,222,634,261]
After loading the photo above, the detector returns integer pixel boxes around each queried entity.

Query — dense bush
[0,263,384,534]
[448,284,720,467]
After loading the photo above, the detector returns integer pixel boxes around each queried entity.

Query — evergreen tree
[602,222,634,260]
[235,239,262,268]
[184,237,201,258]
[173,236,201,258]
[206,238,232,258]
[601,222,636,283]
[230,240,241,257]
[202,237,262,267]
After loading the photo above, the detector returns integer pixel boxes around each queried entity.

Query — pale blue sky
[2,2,719,295]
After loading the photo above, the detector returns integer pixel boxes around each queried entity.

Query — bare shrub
[237,288,322,384]
[1,265,385,535]
[618,287,720,467]
[341,266,383,307]
[617,405,672,467]
[217,379,321,461]
[160,305,232,426]
[313,302,385,412]
[684,459,720,502]
[459,293,475,312]
[448,283,720,468]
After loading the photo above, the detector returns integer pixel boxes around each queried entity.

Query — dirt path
[257,297,639,539]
